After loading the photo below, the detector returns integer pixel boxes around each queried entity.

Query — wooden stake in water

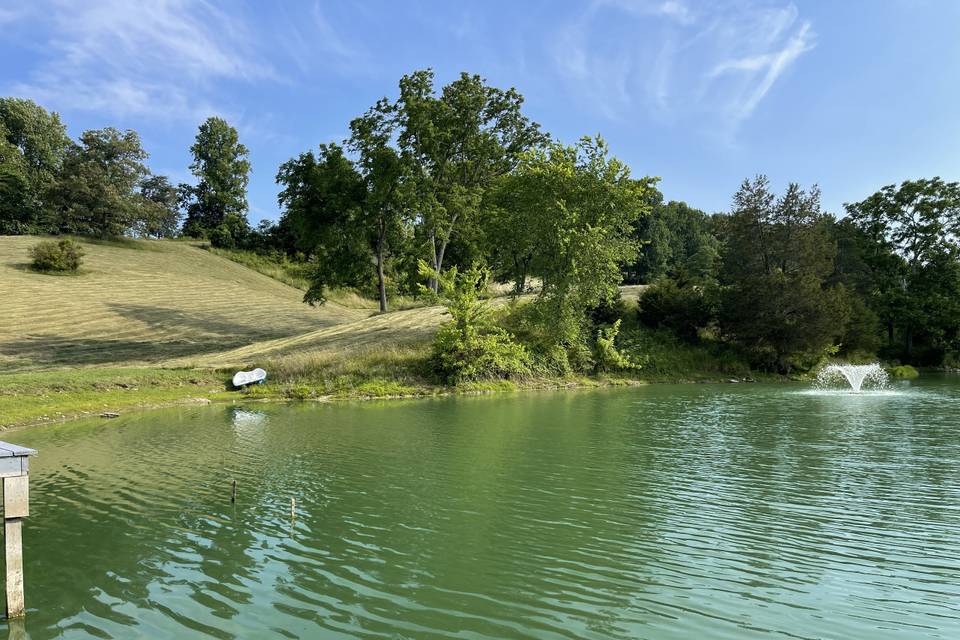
[0,442,36,620]
[291,497,296,522]
[231,479,237,503]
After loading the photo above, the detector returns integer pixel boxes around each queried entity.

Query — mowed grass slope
[0,236,370,371]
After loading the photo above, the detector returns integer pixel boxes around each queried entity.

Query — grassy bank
[0,367,230,429]
[0,325,772,430]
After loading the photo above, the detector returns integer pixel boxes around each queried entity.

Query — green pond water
[3,378,959,639]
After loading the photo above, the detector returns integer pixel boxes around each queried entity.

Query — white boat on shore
[232,368,267,388]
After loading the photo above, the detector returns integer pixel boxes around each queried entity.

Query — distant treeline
[2,70,959,373]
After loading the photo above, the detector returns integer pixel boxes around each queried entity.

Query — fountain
[816,363,890,393]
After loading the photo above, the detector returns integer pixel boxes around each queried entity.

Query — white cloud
[8,0,274,121]
[552,0,815,135]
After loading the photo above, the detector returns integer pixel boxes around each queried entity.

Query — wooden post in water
[0,442,36,619]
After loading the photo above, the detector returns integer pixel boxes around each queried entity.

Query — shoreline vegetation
[0,352,936,432]
[0,360,778,433]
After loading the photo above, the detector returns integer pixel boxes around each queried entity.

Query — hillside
[0,236,370,371]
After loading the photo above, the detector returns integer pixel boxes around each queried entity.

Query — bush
[423,263,531,384]
[638,278,714,341]
[889,364,919,379]
[594,320,640,373]
[29,239,84,272]
[432,323,531,384]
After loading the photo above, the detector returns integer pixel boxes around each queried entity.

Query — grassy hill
[0,236,370,371]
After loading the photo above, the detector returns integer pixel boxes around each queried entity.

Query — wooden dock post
[0,442,37,619]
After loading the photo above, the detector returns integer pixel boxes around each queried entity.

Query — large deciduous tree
[348,102,410,312]
[277,108,411,313]
[277,143,370,306]
[0,98,70,233]
[391,69,547,291]
[50,128,150,238]
[719,176,850,371]
[181,117,251,246]
[137,175,182,238]
[845,177,960,360]
[624,199,720,284]
[495,137,654,368]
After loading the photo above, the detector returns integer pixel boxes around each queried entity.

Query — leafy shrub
[889,364,919,379]
[422,262,531,384]
[432,323,531,384]
[29,239,84,272]
[594,320,640,373]
[638,278,714,341]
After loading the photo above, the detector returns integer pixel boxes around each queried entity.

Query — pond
[3,377,959,639]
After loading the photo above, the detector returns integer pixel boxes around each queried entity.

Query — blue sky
[2,0,958,223]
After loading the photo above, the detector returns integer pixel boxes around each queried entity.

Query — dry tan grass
[174,305,449,368]
[0,236,371,370]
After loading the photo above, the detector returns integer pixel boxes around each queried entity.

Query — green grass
[0,367,230,429]
[205,247,313,290]
[206,246,427,311]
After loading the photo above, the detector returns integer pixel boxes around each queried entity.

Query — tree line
[0,97,250,245]
[2,70,959,374]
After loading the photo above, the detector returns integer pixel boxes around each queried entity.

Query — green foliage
[845,178,960,363]
[277,143,371,305]
[719,176,850,372]
[49,128,150,238]
[421,263,531,384]
[616,325,752,381]
[181,117,251,243]
[29,238,84,272]
[594,320,639,373]
[0,127,32,234]
[625,199,720,284]
[889,364,919,379]
[207,247,312,290]
[392,69,548,290]
[639,278,715,341]
[493,136,655,369]
[137,175,181,238]
[0,98,70,234]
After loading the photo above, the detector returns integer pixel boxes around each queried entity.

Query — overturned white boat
[232,367,267,388]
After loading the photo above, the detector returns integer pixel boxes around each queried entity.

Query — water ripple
[4,379,960,639]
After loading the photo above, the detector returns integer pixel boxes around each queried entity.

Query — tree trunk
[434,237,449,292]
[429,233,439,293]
[429,213,459,293]
[905,325,914,358]
[376,224,388,313]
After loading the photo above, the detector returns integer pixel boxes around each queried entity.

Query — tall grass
[206,247,428,311]
[206,247,312,290]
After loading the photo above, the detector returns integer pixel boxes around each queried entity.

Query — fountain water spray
[815,363,889,393]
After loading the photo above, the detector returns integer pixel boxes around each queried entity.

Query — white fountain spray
[815,363,890,393]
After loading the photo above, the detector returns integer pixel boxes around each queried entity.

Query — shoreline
[0,366,775,432]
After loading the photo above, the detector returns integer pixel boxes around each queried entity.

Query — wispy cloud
[271,1,373,78]
[8,0,274,121]
[551,0,815,136]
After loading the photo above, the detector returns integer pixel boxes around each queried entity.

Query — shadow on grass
[5,262,85,276]
[0,303,336,368]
